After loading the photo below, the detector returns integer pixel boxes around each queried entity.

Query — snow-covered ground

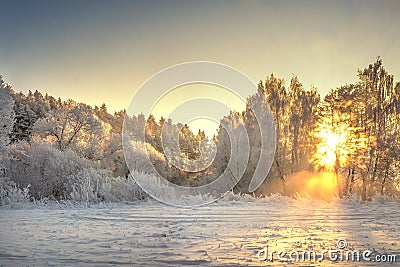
[0,195,399,266]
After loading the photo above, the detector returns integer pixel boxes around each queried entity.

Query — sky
[1,0,400,136]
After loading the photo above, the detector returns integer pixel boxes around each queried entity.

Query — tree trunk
[349,167,355,195]
[275,158,286,194]
[344,167,351,196]
[381,159,389,195]
[361,175,367,202]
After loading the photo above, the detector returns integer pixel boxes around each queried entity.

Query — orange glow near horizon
[306,172,338,201]
[306,120,348,200]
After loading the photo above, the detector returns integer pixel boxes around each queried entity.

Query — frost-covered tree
[319,58,400,200]
[33,100,102,155]
[0,77,15,177]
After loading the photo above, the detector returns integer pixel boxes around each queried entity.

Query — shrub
[9,143,92,199]
[68,168,146,203]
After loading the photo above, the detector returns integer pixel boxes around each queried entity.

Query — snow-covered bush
[68,168,110,203]
[0,180,30,207]
[107,174,147,202]
[68,168,146,203]
[9,143,92,199]
[7,141,150,203]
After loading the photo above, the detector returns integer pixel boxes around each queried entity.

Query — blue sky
[1,0,400,118]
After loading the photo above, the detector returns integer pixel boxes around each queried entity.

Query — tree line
[0,58,399,203]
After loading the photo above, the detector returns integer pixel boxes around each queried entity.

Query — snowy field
[0,195,399,266]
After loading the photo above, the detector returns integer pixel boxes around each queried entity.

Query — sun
[312,123,348,171]
[317,129,340,169]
